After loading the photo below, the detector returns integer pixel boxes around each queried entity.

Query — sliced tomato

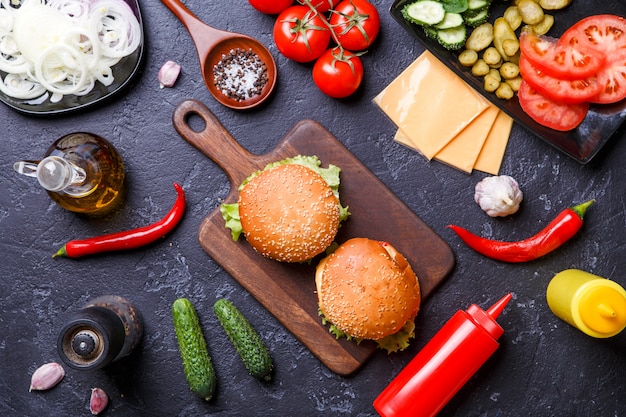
[559,14,626,103]
[517,79,589,132]
[518,53,602,104]
[519,32,606,80]
[589,46,626,104]
[559,14,626,53]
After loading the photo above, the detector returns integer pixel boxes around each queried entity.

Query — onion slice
[0,0,141,103]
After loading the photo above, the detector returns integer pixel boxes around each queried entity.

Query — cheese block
[474,110,514,175]
[373,50,490,160]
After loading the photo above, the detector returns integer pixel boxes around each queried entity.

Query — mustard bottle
[546,269,626,338]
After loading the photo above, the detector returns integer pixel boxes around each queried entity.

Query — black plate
[390,0,626,163]
[0,0,144,116]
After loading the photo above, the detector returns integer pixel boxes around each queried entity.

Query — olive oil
[15,132,125,215]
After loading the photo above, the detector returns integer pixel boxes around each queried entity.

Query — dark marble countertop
[1,1,625,416]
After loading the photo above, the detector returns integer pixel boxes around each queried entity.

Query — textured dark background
[1,1,626,416]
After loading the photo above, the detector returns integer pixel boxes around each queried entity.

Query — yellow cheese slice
[474,110,514,175]
[433,105,500,173]
[395,106,499,173]
[373,50,489,160]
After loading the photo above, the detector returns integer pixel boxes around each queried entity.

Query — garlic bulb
[474,175,523,217]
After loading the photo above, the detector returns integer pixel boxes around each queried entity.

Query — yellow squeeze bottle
[546,269,626,338]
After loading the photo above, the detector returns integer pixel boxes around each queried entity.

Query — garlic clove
[90,387,109,415]
[29,362,65,392]
[158,60,181,88]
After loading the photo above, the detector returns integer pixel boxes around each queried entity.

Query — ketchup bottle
[374,293,512,417]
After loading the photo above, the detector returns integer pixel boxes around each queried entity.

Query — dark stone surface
[1,1,626,416]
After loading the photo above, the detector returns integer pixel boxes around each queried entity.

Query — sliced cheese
[474,110,514,175]
[373,50,490,160]
[433,105,500,173]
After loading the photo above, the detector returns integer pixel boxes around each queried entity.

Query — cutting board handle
[172,99,263,185]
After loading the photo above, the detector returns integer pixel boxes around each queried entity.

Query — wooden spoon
[161,0,277,110]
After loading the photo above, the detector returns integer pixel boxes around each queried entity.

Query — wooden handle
[172,99,263,186]
[159,0,225,59]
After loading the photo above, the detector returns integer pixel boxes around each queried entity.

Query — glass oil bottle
[14,132,125,216]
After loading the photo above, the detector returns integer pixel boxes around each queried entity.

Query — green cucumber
[213,299,273,381]
[467,0,490,10]
[463,8,490,27]
[172,298,217,401]
[435,12,464,29]
[402,0,446,26]
[436,25,467,50]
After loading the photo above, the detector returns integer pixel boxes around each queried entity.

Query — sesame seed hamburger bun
[315,237,421,351]
[238,163,341,263]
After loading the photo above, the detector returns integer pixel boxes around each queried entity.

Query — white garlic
[474,175,523,217]
[90,387,109,415]
[29,362,65,392]
[158,60,181,88]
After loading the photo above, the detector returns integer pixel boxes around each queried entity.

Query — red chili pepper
[447,199,595,263]
[53,183,186,259]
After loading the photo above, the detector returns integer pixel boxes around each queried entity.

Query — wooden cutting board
[172,99,455,375]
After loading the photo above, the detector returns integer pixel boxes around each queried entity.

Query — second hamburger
[316,237,421,353]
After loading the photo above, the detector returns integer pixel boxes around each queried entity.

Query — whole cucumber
[213,299,274,381]
[172,298,217,401]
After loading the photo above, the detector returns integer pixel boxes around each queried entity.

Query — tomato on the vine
[559,15,626,104]
[518,54,602,105]
[273,5,331,63]
[329,0,380,51]
[519,32,606,81]
[312,48,363,98]
[303,0,336,13]
[248,0,293,15]
[517,79,588,132]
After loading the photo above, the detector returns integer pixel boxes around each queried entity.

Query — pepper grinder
[57,296,143,370]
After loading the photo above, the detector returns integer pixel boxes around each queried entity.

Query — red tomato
[304,0,336,13]
[559,14,626,103]
[273,5,331,63]
[329,0,380,51]
[519,32,606,80]
[517,79,588,132]
[248,0,293,15]
[518,53,602,104]
[591,47,626,104]
[560,14,626,54]
[312,48,364,98]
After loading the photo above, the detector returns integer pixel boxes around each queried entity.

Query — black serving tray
[0,0,145,116]
[390,0,626,163]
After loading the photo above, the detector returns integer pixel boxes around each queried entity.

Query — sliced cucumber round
[402,1,446,26]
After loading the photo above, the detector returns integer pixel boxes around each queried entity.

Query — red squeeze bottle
[373,293,513,417]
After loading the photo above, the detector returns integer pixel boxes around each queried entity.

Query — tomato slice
[559,14,626,53]
[559,14,626,103]
[519,32,606,80]
[519,53,602,104]
[590,47,626,104]
[518,79,589,132]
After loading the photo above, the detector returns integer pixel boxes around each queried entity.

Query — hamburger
[220,155,350,262]
[315,237,421,353]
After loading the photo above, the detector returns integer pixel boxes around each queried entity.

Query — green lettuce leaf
[319,309,416,353]
[220,155,350,241]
